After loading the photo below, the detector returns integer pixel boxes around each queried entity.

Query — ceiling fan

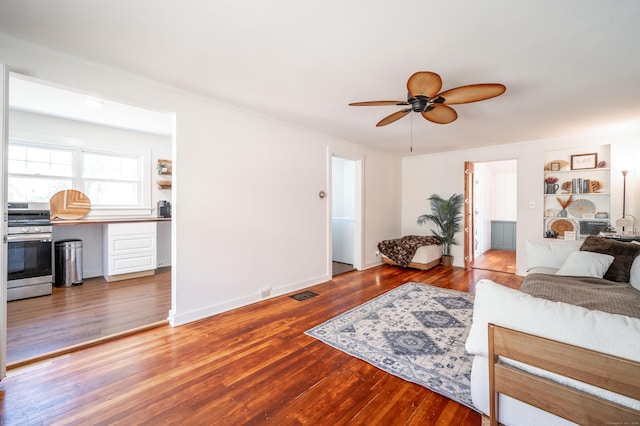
[349,71,506,127]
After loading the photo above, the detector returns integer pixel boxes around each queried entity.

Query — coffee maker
[158,200,171,218]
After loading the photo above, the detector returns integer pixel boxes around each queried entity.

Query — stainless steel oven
[7,202,53,301]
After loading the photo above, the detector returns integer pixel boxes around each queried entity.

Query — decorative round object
[544,160,569,171]
[567,199,596,218]
[547,218,577,237]
[561,181,572,192]
[49,190,91,220]
[590,180,602,192]
[545,209,559,218]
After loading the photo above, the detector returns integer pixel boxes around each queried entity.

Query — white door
[0,63,9,379]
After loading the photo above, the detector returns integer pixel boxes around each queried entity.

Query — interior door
[463,161,475,269]
[0,63,9,379]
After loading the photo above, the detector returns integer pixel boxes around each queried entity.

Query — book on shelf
[571,178,591,194]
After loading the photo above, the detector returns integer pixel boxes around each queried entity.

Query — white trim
[0,63,8,379]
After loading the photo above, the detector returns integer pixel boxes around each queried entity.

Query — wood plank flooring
[332,261,355,276]
[7,267,171,366]
[472,249,516,274]
[1,264,522,425]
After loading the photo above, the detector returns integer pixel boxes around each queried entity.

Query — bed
[465,236,640,425]
[377,235,442,270]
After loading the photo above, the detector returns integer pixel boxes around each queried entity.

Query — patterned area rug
[305,282,476,410]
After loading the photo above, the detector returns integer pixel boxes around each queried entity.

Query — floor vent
[290,291,319,301]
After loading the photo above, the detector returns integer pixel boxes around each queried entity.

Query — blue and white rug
[305,282,476,410]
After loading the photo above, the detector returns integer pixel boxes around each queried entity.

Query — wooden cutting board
[50,190,91,219]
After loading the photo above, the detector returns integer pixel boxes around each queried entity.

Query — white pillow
[555,251,614,278]
[526,240,583,271]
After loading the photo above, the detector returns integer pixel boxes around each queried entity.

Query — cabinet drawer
[109,252,157,275]
[106,222,156,237]
[109,234,156,255]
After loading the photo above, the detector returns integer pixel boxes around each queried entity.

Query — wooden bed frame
[381,256,441,271]
[486,323,640,425]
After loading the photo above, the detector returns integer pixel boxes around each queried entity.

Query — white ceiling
[0,0,639,156]
[9,76,173,136]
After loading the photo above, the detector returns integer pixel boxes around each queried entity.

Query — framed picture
[571,153,597,170]
[550,161,561,171]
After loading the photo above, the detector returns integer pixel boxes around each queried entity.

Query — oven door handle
[6,234,53,243]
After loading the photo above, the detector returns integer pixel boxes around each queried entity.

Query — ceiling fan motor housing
[408,94,445,112]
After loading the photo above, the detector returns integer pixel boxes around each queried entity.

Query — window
[9,140,148,209]
[82,151,141,206]
[8,144,73,202]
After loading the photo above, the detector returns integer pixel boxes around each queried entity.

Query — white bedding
[465,280,640,422]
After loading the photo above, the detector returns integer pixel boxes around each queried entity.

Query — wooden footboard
[487,323,640,425]
[381,256,441,271]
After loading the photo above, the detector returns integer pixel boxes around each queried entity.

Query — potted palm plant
[417,193,464,266]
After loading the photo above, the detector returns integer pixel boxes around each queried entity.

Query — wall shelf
[156,159,172,189]
[156,159,172,175]
[544,146,610,239]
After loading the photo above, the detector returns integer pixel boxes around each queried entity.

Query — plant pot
[441,255,454,267]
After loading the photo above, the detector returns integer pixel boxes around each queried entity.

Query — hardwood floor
[332,261,355,276]
[7,267,171,366]
[472,249,516,274]
[0,265,522,425]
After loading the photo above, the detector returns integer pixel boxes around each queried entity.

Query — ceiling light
[85,99,104,109]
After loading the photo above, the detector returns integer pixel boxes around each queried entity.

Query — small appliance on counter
[158,200,171,218]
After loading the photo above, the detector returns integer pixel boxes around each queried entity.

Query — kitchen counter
[52,217,171,226]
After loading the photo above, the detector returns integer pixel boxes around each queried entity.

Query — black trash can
[54,239,83,287]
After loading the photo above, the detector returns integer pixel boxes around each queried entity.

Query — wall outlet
[259,287,271,298]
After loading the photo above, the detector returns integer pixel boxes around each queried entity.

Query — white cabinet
[103,222,157,281]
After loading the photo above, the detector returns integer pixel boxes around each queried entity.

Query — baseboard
[169,273,331,326]
[104,269,155,282]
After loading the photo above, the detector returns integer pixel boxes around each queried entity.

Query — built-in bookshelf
[543,146,610,240]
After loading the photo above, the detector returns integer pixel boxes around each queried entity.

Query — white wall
[0,34,402,325]
[402,131,640,275]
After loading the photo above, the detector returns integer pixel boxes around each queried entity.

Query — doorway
[464,159,517,274]
[4,74,175,366]
[331,154,362,276]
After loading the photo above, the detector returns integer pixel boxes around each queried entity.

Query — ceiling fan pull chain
[410,113,414,152]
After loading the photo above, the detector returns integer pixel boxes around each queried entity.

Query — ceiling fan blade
[407,72,442,98]
[421,104,458,124]
[376,109,411,127]
[349,100,408,106]
[436,84,506,105]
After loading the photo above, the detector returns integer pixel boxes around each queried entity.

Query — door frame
[328,149,364,276]
[463,161,475,269]
[0,64,9,379]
